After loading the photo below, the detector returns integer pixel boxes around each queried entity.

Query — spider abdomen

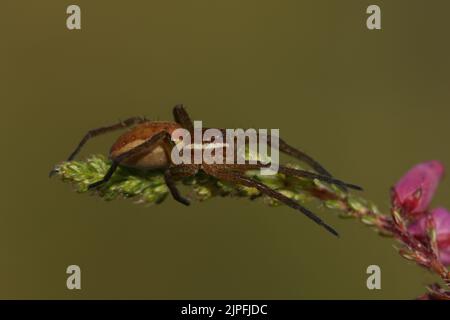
[109,121,181,170]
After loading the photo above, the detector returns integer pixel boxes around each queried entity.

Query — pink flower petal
[393,161,444,215]
[408,207,450,266]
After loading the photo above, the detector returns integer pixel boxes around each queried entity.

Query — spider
[49,105,362,236]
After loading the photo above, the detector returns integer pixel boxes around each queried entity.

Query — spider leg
[262,133,348,192]
[161,131,198,205]
[87,162,119,189]
[172,104,194,132]
[216,128,336,179]
[203,165,339,237]
[87,130,172,190]
[49,116,147,177]
[222,164,362,191]
[276,137,334,178]
[164,165,199,206]
[278,165,362,190]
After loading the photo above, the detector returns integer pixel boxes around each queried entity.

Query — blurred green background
[2,0,450,299]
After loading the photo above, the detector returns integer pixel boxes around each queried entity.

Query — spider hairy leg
[222,164,362,191]
[272,165,362,191]
[215,128,347,191]
[49,116,147,177]
[163,165,199,206]
[203,165,339,237]
[164,169,191,206]
[173,104,194,132]
[277,137,334,178]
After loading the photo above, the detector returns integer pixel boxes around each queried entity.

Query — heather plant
[55,156,450,299]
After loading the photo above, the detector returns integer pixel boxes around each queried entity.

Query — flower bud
[408,207,450,266]
[392,161,444,215]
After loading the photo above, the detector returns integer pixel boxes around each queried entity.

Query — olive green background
[2,1,450,299]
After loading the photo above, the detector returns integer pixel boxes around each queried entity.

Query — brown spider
[50,105,362,236]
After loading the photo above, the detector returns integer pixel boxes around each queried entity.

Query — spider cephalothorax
[50,105,362,236]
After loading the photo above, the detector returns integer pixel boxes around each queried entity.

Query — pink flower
[392,161,444,216]
[408,207,450,266]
